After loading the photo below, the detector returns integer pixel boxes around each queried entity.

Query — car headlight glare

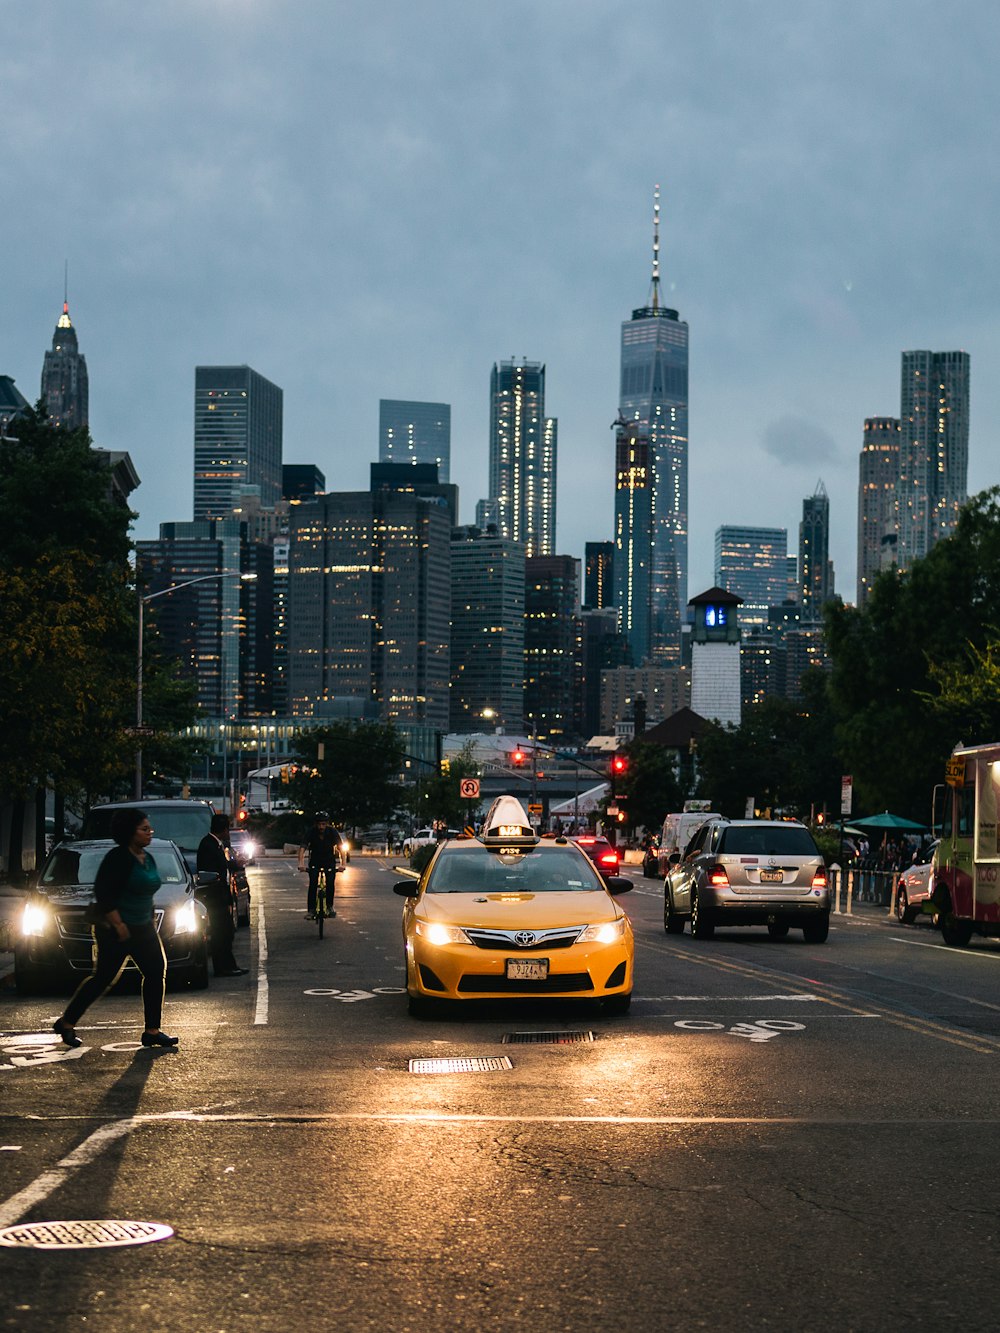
[22,902,50,937]
[578,918,626,944]
[173,900,199,935]
[415,920,471,946]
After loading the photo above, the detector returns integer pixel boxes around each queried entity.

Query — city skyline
[3,4,999,597]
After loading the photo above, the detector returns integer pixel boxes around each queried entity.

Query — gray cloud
[761,417,839,468]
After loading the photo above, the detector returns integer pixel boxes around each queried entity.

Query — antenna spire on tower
[651,184,661,311]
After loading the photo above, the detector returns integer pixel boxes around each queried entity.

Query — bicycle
[314,867,335,938]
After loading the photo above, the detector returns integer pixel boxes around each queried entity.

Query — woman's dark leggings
[62,921,166,1031]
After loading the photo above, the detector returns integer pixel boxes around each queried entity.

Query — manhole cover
[408,1056,513,1074]
[502,1030,595,1045]
[0,1220,173,1250]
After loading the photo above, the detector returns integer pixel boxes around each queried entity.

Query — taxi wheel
[407,993,437,1019]
[603,993,631,1016]
[690,890,715,940]
[896,888,914,924]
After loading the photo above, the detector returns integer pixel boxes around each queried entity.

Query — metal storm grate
[502,1030,595,1045]
[0,1220,174,1250]
[408,1056,513,1074]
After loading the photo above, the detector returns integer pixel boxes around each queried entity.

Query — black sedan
[14,838,211,995]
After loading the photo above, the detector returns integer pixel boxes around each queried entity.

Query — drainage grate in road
[502,1030,595,1045]
[408,1056,513,1074]
[0,1220,174,1250]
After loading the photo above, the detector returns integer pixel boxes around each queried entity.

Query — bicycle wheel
[317,872,326,939]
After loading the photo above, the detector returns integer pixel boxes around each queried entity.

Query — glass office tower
[489,359,556,557]
[714,526,788,627]
[194,365,283,520]
[379,399,451,483]
[898,350,970,569]
[618,189,688,663]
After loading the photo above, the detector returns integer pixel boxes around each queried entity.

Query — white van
[656,804,720,878]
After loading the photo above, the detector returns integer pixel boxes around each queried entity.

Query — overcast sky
[4,0,998,598]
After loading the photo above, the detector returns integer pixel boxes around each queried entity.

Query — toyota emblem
[514,930,536,947]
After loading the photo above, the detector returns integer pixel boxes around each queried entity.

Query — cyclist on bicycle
[302,811,339,918]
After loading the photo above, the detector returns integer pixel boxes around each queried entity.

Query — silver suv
[664,819,830,943]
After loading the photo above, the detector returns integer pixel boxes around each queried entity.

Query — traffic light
[511,749,526,767]
[610,754,628,777]
[236,794,248,824]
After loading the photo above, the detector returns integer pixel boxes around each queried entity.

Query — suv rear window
[719,826,819,857]
[81,804,212,851]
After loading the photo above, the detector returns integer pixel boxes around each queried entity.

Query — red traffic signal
[511,749,526,766]
[611,754,628,776]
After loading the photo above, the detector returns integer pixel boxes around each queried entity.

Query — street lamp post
[134,570,256,799]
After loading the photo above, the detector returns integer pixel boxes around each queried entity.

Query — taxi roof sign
[480,795,538,848]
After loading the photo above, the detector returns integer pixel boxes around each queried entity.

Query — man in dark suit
[197,813,247,977]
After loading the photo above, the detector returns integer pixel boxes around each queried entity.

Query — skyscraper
[488,360,556,556]
[618,186,688,663]
[857,417,901,605]
[898,350,970,568]
[713,526,788,627]
[524,555,581,742]
[799,482,834,614]
[286,479,451,728]
[449,526,525,734]
[379,399,451,483]
[584,541,614,609]
[40,297,89,429]
[613,415,653,664]
[137,520,273,719]
[194,365,282,520]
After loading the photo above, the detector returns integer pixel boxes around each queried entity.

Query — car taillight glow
[812,870,828,888]
[599,853,619,867]
[707,865,729,886]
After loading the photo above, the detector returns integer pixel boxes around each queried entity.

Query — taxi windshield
[425,845,606,894]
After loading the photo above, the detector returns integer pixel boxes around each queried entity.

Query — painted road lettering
[674,1020,806,1042]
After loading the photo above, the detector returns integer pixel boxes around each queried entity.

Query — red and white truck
[930,741,1000,946]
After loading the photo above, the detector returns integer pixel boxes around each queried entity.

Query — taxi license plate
[506,958,549,981]
[759,869,784,883]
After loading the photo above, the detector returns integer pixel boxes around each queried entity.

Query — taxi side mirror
[393,881,420,898]
[604,876,632,896]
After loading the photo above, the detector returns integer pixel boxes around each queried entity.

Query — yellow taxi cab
[393,796,635,1016]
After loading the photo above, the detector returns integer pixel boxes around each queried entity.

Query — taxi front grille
[464,927,582,951]
[458,972,593,994]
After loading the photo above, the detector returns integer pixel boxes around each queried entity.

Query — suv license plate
[759,869,784,883]
[506,958,549,981]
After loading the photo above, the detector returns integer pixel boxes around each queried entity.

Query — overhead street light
[133,570,257,799]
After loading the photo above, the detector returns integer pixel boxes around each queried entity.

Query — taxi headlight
[173,900,199,936]
[577,918,626,944]
[22,902,51,937]
[415,921,472,946]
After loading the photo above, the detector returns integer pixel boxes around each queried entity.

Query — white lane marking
[0,1118,139,1228]
[639,994,820,1002]
[890,936,1000,960]
[253,891,269,1027]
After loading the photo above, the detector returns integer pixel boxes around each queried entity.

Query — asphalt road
[2,855,999,1332]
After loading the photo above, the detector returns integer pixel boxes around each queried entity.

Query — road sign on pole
[840,776,853,816]
[459,778,480,800]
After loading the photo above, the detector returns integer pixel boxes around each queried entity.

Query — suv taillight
[707,864,729,887]
[599,852,619,867]
[812,869,828,888]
